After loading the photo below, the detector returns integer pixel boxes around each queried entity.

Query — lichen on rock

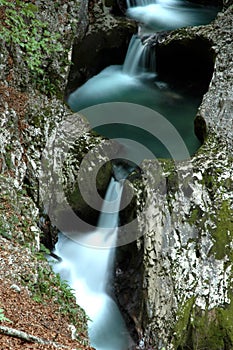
[66,0,137,96]
[0,0,115,347]
[115,4,233,349]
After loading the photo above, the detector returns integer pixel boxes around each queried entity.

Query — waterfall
[127,0,179,7]
[51,178,132,350]
[126,0,219,31]
[67,34,157,111]
[122,34,156,76]
[52,0,220,348]
[127,0,156,7]
[127,0,152,8]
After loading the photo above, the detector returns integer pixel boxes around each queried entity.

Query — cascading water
[127,0,179,6]
[67,30,202,158]
[67,0,219,159]
[52,2,221,348]
[68,34,155,111]
[126,0,220,31]
[127,0,154,7]
[51,178,133,350]
[122,34,156,76]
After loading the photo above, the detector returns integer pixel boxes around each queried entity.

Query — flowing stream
[68,2,219,158]
[68,33,201,158]
[51,178,133,349]
[126,0,219,32]
[52,2,220,349]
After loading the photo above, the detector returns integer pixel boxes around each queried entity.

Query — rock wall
[0,0,117,247]
[0,1,107,345]
[115,4,233,349]
[0,1,125,344]
[65,0,137,97]
[1,0,232,348]
[0,0,83,192]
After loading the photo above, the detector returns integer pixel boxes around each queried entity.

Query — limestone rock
[115,4,233,349]
[66,0,137,96]
[0,0,118,248]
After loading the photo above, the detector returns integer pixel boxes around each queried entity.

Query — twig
[0,325,70,349]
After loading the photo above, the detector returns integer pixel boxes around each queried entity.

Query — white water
[68,34,201,159]
[127,0,179,7]
[123,34,155,76]
[68,35,156,111]
[126,0,219,31]
[51,178,133,350]
[59,2,219,348]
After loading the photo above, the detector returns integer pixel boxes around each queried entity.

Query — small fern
[0,0,66,95]
[0,307,11,323]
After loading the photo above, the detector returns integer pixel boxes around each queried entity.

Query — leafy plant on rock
[0,0,64,95]
[0,306,11,323]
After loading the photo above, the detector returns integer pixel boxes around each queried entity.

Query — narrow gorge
[0,0,232,349]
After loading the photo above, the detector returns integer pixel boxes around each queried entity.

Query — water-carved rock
[115,4,233,349]
[65,0,137,97]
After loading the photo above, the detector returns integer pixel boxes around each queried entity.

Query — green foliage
[0,0,64,95]
[211,200,233,260]
[173,298,233,350]
[0,306,11,323]
[26,254,89,338]
[188,207,201,226]
[218,294,233,346]
[173,297,195,349]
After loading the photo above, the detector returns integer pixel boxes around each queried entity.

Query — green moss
[96,160,112,190]
[173,297,195,349]
[188,299,233,350]
[211,200,233,260]
[159,158,176,174]
[173,300,233,350]
[26,250,90,338]
[0,0,67,95]
[188,207,201,226]
[218,295,233,346]
[190,309,225,350]
[0,306,11,323]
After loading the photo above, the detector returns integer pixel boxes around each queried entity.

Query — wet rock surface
[0,0,232,349]
[66,0,137,97]
[0,0,117,346]
[115,4,233,349]
[0,0,117,247]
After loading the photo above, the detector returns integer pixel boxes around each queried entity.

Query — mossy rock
[65,158,113,227]
[60,132,118,229]
[173,298,233,349]
[211,199,233,260]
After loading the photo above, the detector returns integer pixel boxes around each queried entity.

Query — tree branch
[0,325,71,349]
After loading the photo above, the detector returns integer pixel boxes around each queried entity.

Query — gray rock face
[65,0,137,96]
[40,115,116,233]
[0,0,117,247]
[1,0,232,348]
[115,5,233,349]
[0,0,83,190]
